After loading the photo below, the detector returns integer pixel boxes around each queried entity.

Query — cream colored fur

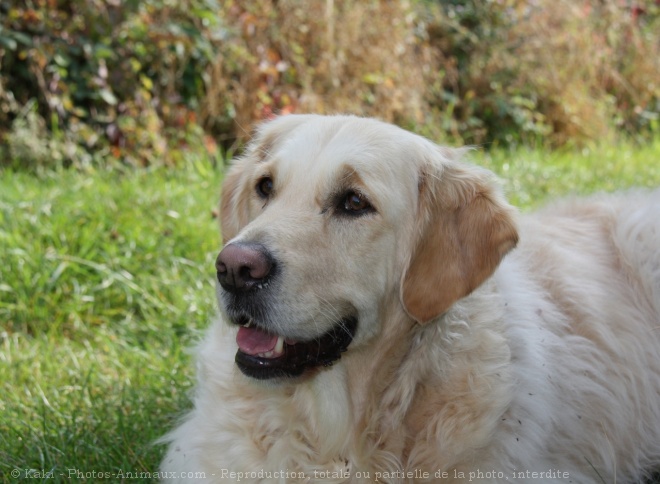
[161,115,660,483]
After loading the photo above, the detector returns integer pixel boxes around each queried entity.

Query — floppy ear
[401,158,518,324]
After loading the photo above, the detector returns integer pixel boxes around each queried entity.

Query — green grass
[1,142,659,483]
[474,140,660,209]
[1,161,223,483]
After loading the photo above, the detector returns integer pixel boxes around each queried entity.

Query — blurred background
[1,0,659,168]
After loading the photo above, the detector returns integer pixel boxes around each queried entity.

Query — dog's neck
[329,284,513,471]
[265,297,422,469]
[346,308,419,419]
[342,300,423,463]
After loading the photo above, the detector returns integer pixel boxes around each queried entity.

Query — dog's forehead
[267,118,420,188]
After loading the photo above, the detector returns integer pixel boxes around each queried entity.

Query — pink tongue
[236,326,278,356]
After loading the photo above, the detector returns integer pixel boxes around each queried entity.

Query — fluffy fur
[161,115,660,483]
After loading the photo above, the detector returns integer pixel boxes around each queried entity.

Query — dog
[161,115,660,483]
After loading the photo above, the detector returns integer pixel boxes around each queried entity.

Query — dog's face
[217,115,518,380]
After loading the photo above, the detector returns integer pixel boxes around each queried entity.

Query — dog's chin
[232,316,358,381]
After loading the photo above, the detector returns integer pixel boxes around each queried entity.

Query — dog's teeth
[256,337,285,359]
[274,336,284,355]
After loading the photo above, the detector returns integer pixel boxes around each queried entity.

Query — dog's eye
[256,177,274,198]
[340,190,373,216]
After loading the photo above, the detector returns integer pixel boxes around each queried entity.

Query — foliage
[206,0,437,135]
[424,0,660,145]
[0,0,223,167]
[1,0,659,169]
[212,0,660,147]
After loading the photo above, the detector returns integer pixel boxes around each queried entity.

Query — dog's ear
[400,154,518,324]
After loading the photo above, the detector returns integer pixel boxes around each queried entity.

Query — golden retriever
[161,115,660,483]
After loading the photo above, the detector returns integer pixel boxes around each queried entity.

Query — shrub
[1,0,659,169]
[424,0,660,146]
[204,0,437,137]
[205,0,660,147]
[0,0,222,167]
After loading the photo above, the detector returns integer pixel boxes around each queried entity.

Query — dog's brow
[315,165,366,211]
[324,166,368,205]
[338,164,366,187]
[255,145,273,163]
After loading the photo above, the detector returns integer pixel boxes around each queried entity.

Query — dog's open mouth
[234,317,357,380]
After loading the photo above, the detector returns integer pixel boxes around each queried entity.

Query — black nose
[215,243,274,292]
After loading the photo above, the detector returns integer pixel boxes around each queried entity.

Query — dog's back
[488,190,660,482]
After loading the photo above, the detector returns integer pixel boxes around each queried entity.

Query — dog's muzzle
[215,242,358,380]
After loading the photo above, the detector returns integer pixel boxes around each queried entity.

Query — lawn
[1,142,659,483]
[0,161,223,482]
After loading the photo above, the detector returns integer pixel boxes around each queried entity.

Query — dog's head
[216,115,518,380]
